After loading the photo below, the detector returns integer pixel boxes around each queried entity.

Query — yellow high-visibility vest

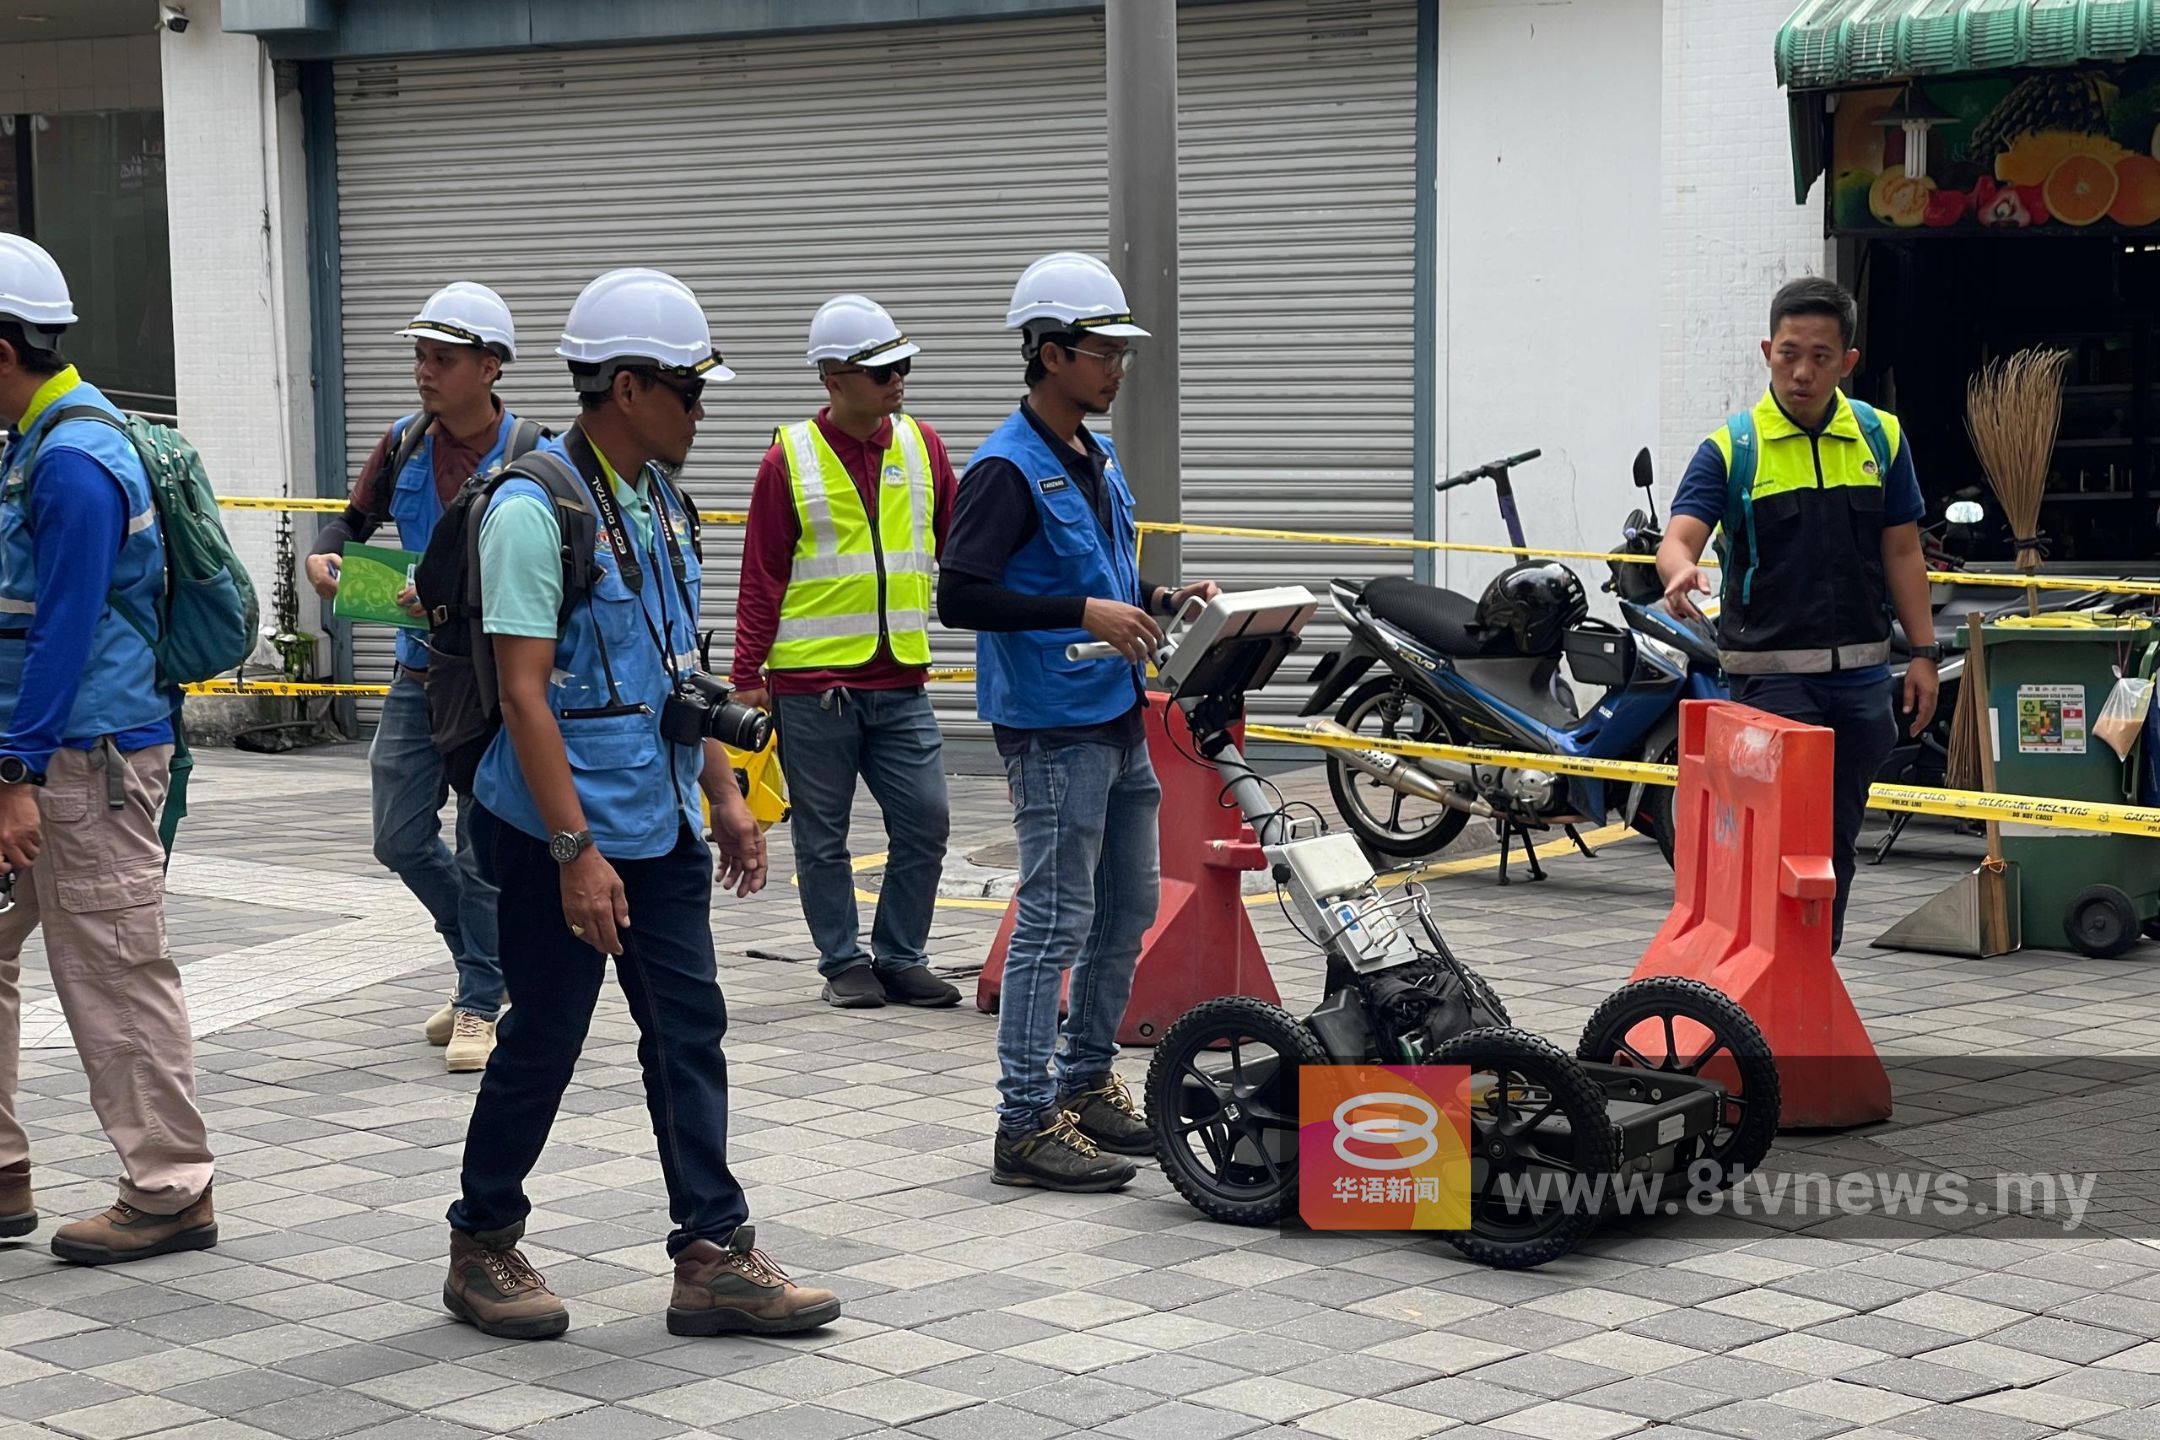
[768,413,934,671]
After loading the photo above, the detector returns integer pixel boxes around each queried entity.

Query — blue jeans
[996,736,1161,1134]
[451,807,748,1256]
[1731,673,1899,951]
[369,672,503,1016]
[774,687,950,979]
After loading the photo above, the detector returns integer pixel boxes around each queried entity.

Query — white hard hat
[0,233,76,343]
[806,294,919,369]
[557,267,734,387]
[1005,252,1149,337]
[398,280,518,360]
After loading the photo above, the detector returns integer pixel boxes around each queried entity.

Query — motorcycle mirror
[1631,448,1654,490]
[1945,500,1985,526]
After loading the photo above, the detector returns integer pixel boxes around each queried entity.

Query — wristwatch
[549,828,594,864]
[0,757,44,787]
[1910,643,1945,663]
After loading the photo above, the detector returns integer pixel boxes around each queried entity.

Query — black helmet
[1476,561,1588,653]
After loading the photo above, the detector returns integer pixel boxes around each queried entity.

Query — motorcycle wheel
[1432,1026,1617,1270]
[1576,976,1780,1191]
[1145,996,1326,1227]
[1325,678,1472,859]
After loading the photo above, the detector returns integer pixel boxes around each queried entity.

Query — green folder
[333,542,427,630]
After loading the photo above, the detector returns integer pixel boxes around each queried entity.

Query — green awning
[1777,0,2160,91]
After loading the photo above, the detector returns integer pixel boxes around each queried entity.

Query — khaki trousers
[0,744,213,1213]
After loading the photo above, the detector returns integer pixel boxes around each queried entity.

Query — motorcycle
[1300,449,1721,879]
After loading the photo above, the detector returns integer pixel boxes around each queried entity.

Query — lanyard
[568,428,697,684]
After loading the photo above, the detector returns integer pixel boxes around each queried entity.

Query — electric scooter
[1072,590,1780,1270]
[1300,450,1722,876]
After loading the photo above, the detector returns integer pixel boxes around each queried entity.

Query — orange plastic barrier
[976,692,1280,1044]
[1630,699,1891,1128]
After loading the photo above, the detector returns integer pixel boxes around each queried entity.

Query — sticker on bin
[1300,1065,1472,1231]
[2017,684,2086,756]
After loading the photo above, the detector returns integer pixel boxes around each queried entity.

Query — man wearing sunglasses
[731,296,960,1011]
[939,253,1217,1193]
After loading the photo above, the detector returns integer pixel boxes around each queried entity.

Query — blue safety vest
[472,436,705,861]
[970,407,1145,730]
[0,378,169,743]
[386,408,525,670]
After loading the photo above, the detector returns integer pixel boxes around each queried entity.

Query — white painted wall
[158,0,308,649]
[1657,0,1829,485]
[1435,0,1664,608]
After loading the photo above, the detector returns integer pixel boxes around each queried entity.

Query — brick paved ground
[0,745,2155,1440]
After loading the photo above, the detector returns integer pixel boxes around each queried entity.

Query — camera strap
[570,428,688,686]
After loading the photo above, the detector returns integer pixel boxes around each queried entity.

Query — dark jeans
[773,686,950,978]
[449,805,747,1257]
[1731,673,1899,951]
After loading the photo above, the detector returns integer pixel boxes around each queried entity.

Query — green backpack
[43,407,261,852]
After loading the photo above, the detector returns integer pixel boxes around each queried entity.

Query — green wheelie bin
[1963,619,2160,958]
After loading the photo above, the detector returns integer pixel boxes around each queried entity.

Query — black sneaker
[1063,1074,1155,1157]
[821,966,885,1009]
[993,1112,1137,1193]
[879,965,961,1008]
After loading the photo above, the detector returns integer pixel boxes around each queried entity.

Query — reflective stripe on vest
[768,413,934,671]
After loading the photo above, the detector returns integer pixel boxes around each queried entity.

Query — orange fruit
[2109,155,2160,227]
[2045,153,2119,226]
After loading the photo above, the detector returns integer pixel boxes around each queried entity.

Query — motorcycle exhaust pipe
[1307,721,1492,816]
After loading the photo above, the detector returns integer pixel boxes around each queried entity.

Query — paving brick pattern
[0,746,2153,1439]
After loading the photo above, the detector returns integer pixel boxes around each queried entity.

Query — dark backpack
[414,449,598,794]
[356,413,546,537]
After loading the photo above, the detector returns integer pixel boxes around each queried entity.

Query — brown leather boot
[0,1161,33,1238]
[667,1226,842,1337]
[442,1225,569,1340]
[51,1185,216,1265]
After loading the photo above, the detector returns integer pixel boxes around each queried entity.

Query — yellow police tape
[219,497,2160,598]
[1244,722,2160,840]
[185,668,978,699]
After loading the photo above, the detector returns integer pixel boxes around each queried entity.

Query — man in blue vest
[940,253,1217,1192]
[308,282,535,1073]
[1658,277,1939,948]
[0,234,216,1264]
[441,268,838,1341]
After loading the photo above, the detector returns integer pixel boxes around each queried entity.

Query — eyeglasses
[1064,344,1135,376]
[829,357,912,385]
[633,370,705,412]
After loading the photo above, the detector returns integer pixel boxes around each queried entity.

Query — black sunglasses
[830,357,912,385]
[632,369,705,412]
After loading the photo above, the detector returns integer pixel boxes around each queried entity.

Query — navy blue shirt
[1671,397,1924,688]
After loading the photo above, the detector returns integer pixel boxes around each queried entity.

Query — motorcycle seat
[1362,576,1521,659]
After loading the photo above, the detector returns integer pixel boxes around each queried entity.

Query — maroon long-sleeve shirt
[731,408,958,696]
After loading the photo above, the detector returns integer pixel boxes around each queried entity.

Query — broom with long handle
[1965,347,2071,617]
[1964,613,2013,955]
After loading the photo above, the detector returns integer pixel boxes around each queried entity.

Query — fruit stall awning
[1777,0,2160,91]
[1776,1,2160,202]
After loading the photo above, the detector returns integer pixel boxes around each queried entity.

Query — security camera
[158,4,189,33]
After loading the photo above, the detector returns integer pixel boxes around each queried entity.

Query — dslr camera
[660,673,771,752]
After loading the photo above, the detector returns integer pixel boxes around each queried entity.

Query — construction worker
[443,268,839,1342]
[306,282,541,1073]
[1658,276,1938,949]
[0,234,215,1263]
[732,296,960,1010]
[939,253,1217,1192]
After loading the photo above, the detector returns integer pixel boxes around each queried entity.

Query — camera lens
[712,701,770,753]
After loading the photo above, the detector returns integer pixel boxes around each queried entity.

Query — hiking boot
[425,998,456,1047]
[879,965,960,1009]
[821,966,885,1009]
[52,1187,216,1266]
[442,1225,569,1340]
[0,1161,34,1238]
[993,1111,1138,1193]
[667,1225,842,1337]
[1063,1074,1155,1157]
[445,1011,496,1073]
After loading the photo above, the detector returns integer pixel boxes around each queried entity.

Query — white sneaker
[445,1011,497,1073]
[425,999,457,1047]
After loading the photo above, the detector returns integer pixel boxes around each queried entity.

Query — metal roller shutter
[330,0,1414,735]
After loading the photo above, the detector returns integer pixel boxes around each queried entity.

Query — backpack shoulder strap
[505,416,547,462]
[1719,409,1763,606]
[487,451,598,614]
[368,414,431,520]
[1844,397,1893,475]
